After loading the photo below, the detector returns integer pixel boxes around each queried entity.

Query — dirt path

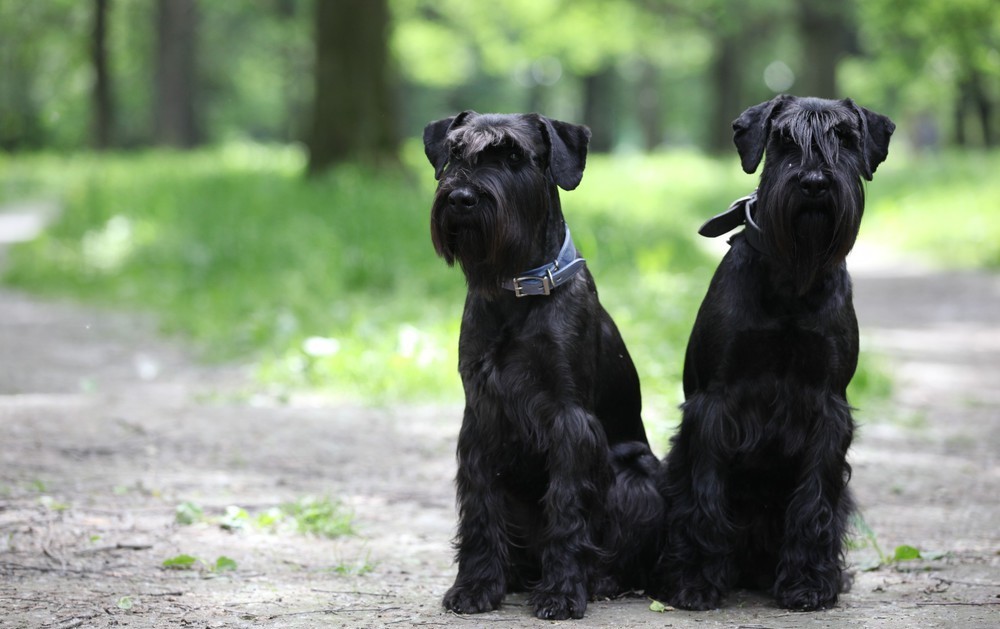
[0,221,998,627]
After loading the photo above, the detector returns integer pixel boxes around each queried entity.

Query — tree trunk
[969,70,995,148]
[154,0,199,147]
[954,80,970,147]
[797,0,850,99]
[708,33,741,154]
[636,61,663,151]
[91,0,114,149]
[307,0,398,175]
[582,67,617,153]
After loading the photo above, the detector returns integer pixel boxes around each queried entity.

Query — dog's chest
[725,325,835,387]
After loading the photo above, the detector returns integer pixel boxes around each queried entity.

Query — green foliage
[892,544,922,562]
[849,513,948,571]
[115,595,135,611]
[175,501,204,526]
[649,599,672,612]
[332,553,376,576]
[279,496,356,539]
[173,496,355,539]
[1,1,997,153]
[863,151,1000,268]
[213,556,239,572]
[0,145,720,415]
[162,554,238,573]
[848,351,894,419]
[162,554,199,569]
[9,145,984,430]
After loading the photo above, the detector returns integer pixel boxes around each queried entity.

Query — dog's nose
[448,187,479,209]
[799,171,830,197]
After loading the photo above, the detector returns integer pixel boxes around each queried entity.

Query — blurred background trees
[0,0,996,165]
[2,0,997,410]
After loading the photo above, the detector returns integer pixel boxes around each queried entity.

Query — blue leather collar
[501,225,587,297]
[697,190,768,254]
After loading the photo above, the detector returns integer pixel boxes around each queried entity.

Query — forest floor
[0,201,998,628]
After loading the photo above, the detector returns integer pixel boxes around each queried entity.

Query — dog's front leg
[529,406,603,620]
[653,395,736,610]
[774,409,853,611]
[443,409,509,614]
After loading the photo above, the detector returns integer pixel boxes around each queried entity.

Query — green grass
[5,144,990,436]
[863,150,1000,268]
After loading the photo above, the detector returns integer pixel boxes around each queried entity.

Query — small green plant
[116,596,135,611]
[162,554,200,569]
[218,505,250,531]
[172,496,355,538]
[649,599,673,613]
[331,552,376,576]
[174,501,204,525]
[162,554,238,573]
[280,496,355,538]
[849,514,947,571]
[38,495,70,511]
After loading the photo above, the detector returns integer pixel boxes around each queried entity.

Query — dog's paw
[774,581,840,612]
[669,584,725,611]
[775,567,841,611]
[775,586,838,612]
[442,582,503,614]
[530,587,588,620]
[589,573,622,600]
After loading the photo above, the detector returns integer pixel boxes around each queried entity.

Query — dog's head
[733,95,894,291]
[423,111,590,292]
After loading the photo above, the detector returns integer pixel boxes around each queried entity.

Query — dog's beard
[757,164,864,294]
[430,167,552,296]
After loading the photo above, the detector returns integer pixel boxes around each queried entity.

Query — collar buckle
[512,270,554,297]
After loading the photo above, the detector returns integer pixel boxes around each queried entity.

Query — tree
[154,0,200,147]
[307,0,398,174]
[582,67,618,152]
[796,0,853,99]
[91,0,114,149]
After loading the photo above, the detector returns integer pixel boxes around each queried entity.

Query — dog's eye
[834,127,854,148]
[450,145,464,161]
[508,150,523,164]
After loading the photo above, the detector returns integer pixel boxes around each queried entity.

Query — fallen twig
[267,606,401,619]
[75,542,153,555]
[310,588,398,598]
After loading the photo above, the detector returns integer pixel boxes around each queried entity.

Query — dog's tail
[599,441,664,593]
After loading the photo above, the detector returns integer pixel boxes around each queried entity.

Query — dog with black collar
[423,111,662,620]
[650,95,894,611]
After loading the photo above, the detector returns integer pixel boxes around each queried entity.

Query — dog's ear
[732,95,791,174]
[845,99,895,180]
[423,111,475,180]
[536,116,591,191]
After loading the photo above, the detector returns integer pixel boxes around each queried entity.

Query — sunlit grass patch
[863,150,1000,269]
[1,142,954,421]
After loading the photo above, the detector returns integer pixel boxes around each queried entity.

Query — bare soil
[0,231,998,628]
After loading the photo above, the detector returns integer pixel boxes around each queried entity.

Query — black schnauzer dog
[423,111,662,620]
[650,95,894,611]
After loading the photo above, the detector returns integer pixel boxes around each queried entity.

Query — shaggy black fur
[423,111,662,620]
[650,95,894,611]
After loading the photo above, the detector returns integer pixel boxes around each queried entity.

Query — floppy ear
[422,110,475,180]
[535,115,591,191]
[732,95,791,174]
[845,99,895,180]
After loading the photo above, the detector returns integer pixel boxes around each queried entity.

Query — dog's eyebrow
[775,110,849,164]
[448,126,534,161]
